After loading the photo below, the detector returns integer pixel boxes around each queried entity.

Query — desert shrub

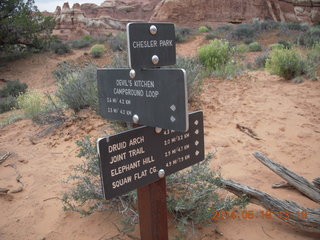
[277,40,292,49]
[0,44,29,62]
[248,42,262,52]
[0,96,16,113]
[302,43,320,80]
[257,19,279,31]
[296,26,320,47]
[244,38,253,44]
[291,76,304,83]
[0,111,24,129]
[105,53,128,68]
[90,44,105,58]
[205,34,218,40]
[198,39,233,71]
[70,39,91,49]
[215,24,233,33]
[174,57,205,100]
[81,35,94,41]
[307,42,320,64]
[51,40,70,54]
[269,43,285,50]
[211,61,244,80]
[55,63,98,112]
[254,52,269,68]
[62,137,248,236]
[107,32,127,51]
[16,90,49,118]
[53,61,78,82]
[235,44,249,53]
[231,23,256,40]
[167,152,248,235]
[175,27,192,43]
[280,22,309,32]
[198,25,210,33]
[0,80,28,98]
[266,48,304,79]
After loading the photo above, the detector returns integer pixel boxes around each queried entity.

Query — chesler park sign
[127,22,176,69]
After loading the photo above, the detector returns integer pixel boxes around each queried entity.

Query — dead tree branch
[221,179,320,233]
[253,152,320,203]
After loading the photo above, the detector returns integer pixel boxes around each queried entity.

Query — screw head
[150,25,157,35]
[129,69,136,79]
[132,114,139,124]
[158,169,165,178]
[155,127,162,134]
[152,55,159,65]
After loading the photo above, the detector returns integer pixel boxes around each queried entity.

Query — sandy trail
[1,37,320,240]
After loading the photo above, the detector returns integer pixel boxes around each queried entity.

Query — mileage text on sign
[97,111,205,199]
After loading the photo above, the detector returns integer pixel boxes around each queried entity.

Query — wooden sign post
[96,22,205,240]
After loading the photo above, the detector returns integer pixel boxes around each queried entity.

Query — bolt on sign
[127,22,176,69]
[97,111,204,200]
[97,68,188,132]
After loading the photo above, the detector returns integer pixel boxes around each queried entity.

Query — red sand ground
[0,36,319,240]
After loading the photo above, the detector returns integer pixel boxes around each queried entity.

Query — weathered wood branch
[236,124,261,140]
[313,178,320,190]
[253,152,320,203]
[221,179,320,233]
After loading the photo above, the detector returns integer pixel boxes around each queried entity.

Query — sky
[34,0,103,12]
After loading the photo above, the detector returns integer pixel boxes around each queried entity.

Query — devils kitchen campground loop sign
[97,68,188,132]
[97,111,204,200]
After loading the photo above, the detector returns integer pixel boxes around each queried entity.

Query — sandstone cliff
[52,0,320,41]
[151,0,320,27]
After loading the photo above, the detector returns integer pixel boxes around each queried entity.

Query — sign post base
[137,178,168,240]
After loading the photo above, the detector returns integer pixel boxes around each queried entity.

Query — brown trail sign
[96,22,206,240]
[97,111,204,200]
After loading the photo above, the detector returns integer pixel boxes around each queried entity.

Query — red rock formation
[53,0,161,40]
[52,0,320,41]
[151,0,320,27]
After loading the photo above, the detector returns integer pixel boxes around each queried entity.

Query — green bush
[248,42,262,52]
[235,44,249,53]
[266,48,304,79]
[51,40,70,54]
[90,44,105,58]
[107,32,127,51]
[0,96,16,113]
[55,63,98,112]
[174,57,205,100]
[0,80,28,98]
[62,137,248,236]
[205,34,217,40]
[244,38,253,44]
[254,52,269,68]
[70,39,91,49]
[303,43,320,80]
[81,35,93,41]
[231,24,256,40]
[16,90,49,118]
[198,26,210,33]
[296,26,320,47]
[269,43,285,50]
[257,19,279,31]
[212,61,243,80]
[198,39,233,71]
[277,40,292,49]
[280,22,309,32]
[175,27,192,43]
[215,25,233,33]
